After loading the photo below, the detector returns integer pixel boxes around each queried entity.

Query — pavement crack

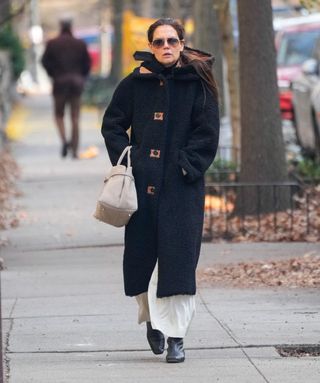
[1,345,276,355]
[240,348,271,383]
[5,343,318,355]
[3,313,121,320]
[22,243,124,253]
[198,289,241,345]
[4,298,18,383]
[198,289,270,383]
[8,298,18,318]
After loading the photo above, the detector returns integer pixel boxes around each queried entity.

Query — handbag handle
[117,146,132,167]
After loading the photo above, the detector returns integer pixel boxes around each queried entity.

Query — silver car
[291,39,320,156]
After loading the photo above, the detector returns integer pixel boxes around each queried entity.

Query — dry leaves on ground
[204,186,320,242]
[197,253,320,288]
[0,148,20,231]
[276,345,320,357]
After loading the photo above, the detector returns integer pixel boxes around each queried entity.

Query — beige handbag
[94,146,138,227]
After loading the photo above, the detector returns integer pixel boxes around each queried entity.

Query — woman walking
[101,18,220,363]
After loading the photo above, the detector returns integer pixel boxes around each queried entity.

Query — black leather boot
[146,321,165,355]
[61,142,69,158]
[166,337,185,363]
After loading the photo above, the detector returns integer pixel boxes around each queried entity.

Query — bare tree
[127,0,152,16]
[148,0,191,21]
[300,0,320,10]
[215,0,240,164]
[1,0,10,17]
[193,0,224,114]
[0,0,11,25]
[151,0,170,17]
[110,0,123,83]
[237,0,290,214]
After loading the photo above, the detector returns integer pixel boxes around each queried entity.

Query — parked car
[291,38,320,156]
[274,14,320,121]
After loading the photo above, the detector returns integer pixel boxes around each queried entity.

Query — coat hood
[132,46,215,80]
[180,46,215,68]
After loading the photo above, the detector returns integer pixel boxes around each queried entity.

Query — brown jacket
[42,31,91,81]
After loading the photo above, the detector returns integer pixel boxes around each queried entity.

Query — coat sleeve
[41,42,54,78]
[101,76,133,165]
[81,42,91,77]
[177,82,220,183]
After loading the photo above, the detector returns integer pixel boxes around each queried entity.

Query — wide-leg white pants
[135,261,196,338]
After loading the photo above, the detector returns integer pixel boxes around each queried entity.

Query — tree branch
[0,0,30,28]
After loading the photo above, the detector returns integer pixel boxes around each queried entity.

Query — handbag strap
[117,146,132,167]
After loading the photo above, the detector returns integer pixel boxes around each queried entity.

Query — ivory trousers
[135,261,195,338]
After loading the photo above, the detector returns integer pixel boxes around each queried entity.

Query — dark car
[291,38,320,156]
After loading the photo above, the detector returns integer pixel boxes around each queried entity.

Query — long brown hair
[147,18,219,100]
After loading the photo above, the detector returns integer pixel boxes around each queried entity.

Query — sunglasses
[151,37,181,48]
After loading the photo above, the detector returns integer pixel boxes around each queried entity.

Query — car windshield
[277,29,320,66]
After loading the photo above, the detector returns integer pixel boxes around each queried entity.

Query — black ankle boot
[146,321,165,355]
[61,142,69,158]
[166,337,185,363]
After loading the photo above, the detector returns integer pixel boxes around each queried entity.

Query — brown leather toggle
[150,149,161,158]
[154,112,164,121]
[147,186,156,195]
[159,80,164,86]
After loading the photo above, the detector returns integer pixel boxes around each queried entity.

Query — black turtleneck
[160,60,179,76]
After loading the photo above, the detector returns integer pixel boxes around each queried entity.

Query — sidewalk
[1,94,320,383]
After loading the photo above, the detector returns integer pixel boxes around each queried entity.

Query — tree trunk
[216,0,240,165]
[193,0,224,115]
[0,0,10,25]
[237,0,290,214]
[110,0,123,83]
[152,0,170,17]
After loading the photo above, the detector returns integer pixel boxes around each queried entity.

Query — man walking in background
[42,17,91,158]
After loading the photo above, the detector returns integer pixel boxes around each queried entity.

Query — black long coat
[101,51,220,298]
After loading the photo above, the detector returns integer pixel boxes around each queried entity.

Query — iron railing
[202,182,314,241]
[216,145,241,165]
[206,146,240,183]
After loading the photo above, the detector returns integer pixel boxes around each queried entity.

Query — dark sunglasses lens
[152,39,164,48]
[167,38,179,46]
[152,38,180,48]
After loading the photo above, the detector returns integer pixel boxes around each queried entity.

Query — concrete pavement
[1,94,320,382]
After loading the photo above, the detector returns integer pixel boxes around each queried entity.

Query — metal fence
[215,145,241,165]
[203,182,314,241]
[206,145,240,183]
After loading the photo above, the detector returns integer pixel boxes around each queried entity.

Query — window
[277,29,320,66]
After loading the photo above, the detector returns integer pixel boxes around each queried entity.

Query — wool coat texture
[101,50,220,298]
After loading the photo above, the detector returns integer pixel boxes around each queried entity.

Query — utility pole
[98,0,112,76]
[110,0,123,83]
[29,0,40,83]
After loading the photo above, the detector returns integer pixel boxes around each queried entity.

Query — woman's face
[149,25,184,67]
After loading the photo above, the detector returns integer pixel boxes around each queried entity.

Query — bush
[296,158,320,183]
[205,158,238,183]
[82,75,116,108]
[0,25,25,79]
